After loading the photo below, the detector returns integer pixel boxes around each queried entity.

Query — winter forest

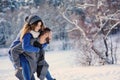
[0,0,120,80]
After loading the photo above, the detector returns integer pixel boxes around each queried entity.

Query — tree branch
[61,12,89,41]
[104,21,120,39]
[67,27,78,32]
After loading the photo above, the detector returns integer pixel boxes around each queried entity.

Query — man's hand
[33,41,42,49]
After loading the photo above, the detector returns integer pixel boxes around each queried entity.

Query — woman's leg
[20,54,31,80]
[46,70,54,80]
[31,75,35,80]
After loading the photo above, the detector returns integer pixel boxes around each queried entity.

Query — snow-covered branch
[104,21,120,39]
[100,16,120,21]
[61,12,73,24]
[93,19,109,40]
[61,12,89,41]
[67,27,78,32]
[76,3,96,9]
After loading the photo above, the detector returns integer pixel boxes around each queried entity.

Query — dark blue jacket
[22,33,40,53]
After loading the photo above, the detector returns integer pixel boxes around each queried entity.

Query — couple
[8,15,56,80]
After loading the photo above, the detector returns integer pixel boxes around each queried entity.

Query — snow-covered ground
[0,50,120,80]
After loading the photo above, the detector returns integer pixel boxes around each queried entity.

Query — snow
[0,48,9,56]
[0,50,120,80]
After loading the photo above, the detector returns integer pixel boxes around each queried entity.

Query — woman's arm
[22,33,40,53]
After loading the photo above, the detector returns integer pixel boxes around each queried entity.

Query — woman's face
[34,22,42,32]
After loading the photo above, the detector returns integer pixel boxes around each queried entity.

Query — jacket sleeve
[42,43,48,49]
[22,33,40,53]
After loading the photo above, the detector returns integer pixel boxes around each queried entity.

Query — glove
[33,41,48,50]
[33,41,42,49]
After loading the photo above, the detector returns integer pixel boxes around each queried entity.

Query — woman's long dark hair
[20,20,45,42]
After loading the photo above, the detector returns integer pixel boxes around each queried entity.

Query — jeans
[19,54,53,80]
[20,54,35,80]
[46,70,54,80]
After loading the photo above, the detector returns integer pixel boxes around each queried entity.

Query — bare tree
[56,0,120,65]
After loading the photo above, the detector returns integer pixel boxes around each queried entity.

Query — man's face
[43,31,52,40]
[44,31,52,43]
[48,31,52,40]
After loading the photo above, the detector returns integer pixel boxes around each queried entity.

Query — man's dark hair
[40,27,51,44]
[40,27,51,36]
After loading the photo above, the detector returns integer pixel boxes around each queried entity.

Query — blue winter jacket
[22,33,40,53]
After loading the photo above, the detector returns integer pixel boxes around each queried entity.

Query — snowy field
[0,50,120,80]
